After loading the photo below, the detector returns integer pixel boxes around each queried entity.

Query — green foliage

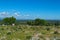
[7,32,11,35]
[34,18,41,25]
[27,21,34,25]
[27,18,47,25]
[46,28,50,31]
[1,28,4,30]
[54,31,58,34]
[3,16,16,25]
[35,18,47,25]
[26,36,32,39]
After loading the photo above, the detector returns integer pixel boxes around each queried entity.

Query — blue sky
[0,0,60,20]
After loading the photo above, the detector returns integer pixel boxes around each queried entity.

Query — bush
[27,18,47,26]
[46,28,50,31]
[1,28,4,30]
[7,31,11,35]
[27,21,34,25]
[26,36,32,39]
[54,31,58,34]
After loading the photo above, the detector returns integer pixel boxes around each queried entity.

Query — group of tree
[3,16,16,25]
[27,18,47,26]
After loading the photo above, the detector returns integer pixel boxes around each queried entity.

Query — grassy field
[0,25,60,40]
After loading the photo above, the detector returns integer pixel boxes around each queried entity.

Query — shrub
[7,31,11,35]
[54,31,58,34]
[27,18,47,26]
[46,28,50,31]
[26,36,32,39]
[27,21,34,25]
[1,28,4,30]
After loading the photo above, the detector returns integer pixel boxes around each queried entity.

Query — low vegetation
[0,17,60,40]
[0,25,60,40]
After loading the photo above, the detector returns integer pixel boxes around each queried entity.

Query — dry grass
[0,25,60,40]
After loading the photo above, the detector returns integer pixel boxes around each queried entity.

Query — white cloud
[0,11,31,19]
[0,11,9,17]
[14,12,21,17]
[0,12,6,16]
[14,13,20,16]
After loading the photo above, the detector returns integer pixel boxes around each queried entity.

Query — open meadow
[0,25,60,40]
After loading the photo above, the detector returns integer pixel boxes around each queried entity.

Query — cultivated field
[0,25,60,40]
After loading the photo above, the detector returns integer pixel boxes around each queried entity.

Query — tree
[27,18,47,26]
[34,18,41,25]
[34,18,47,25]
[3,16,16,25]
